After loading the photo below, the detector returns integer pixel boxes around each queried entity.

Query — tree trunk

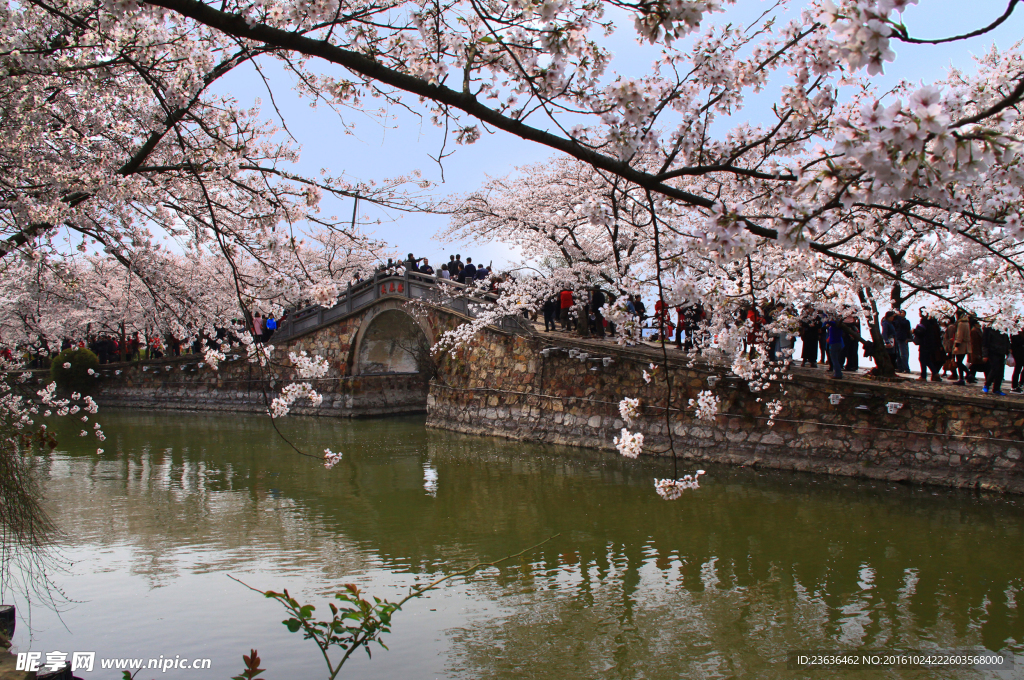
[890,281,902,307]
[866,317,897,377]
[859,288,897,377]
[829,276,899,378]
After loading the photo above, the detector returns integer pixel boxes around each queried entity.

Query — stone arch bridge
[94,271,526,417]
[272,270,524,377]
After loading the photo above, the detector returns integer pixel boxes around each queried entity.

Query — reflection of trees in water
[415,435,1024,676]
[440,544,1020,678]
[41,411,1023,676]
[41,412,387,586]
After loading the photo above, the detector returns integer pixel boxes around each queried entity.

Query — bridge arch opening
[353,308,432,375]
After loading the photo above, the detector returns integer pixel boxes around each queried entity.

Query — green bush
[50,348,100,393]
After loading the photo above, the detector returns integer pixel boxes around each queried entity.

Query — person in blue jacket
[823,315,845,379]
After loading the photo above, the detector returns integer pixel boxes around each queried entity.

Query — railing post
[347,282,353,314]
[404,269,410,298]
[373,271,379,300]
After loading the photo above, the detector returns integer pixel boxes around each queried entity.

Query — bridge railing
[273,270,524,343]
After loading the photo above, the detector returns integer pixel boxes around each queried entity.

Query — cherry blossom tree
[7,0,1021,341]
[80,0,1018,337]
[1,0,437,343]
[445,156,658,290]
[0,254,241,351]
[86,0,1015,257]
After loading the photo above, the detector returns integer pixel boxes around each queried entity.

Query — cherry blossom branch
[890,0,1021,45]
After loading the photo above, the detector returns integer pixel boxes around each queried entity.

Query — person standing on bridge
[252,312,264,345]
[543,295,557,332]
[559,288,574,331]
[913,313,944,382]
[981,323,1009,396]
[656,299,675,345]
[799,306,820,368]
[966,317,985,385]
[463,257,477,282]
[941,317,956,378]
[952,312,971,385]
[680,303,706,351]
[842,313,861,372]
[744,305,763,358]
[632,295,647,324]
[824,315,845,380]
[1011,328,1024,393]
[881,311,898,368]
[591,286,606,338]
[894,309,912,373]
[419,258,434,275]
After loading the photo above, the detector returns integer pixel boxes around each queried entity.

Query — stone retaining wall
[98,372,427,417]
[427,327,1024,494]
[86,354,427,417]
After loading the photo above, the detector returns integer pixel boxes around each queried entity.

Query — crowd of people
[14,317,281,369]
[909,311,1020,395]
[250,312,279,345]
[541,286,613,338]
[805,308,1020,395]
[535,289,1022,398]
[373,253,495,285]
[539,288,710,348]
[15,332,187,367]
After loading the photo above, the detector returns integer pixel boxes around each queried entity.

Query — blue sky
[213,1,1024,270]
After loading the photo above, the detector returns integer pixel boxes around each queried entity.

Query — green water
[11,410,1024,679]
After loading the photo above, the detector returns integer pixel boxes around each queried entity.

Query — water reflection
[21,411,1024,679]
[423,462,439,497]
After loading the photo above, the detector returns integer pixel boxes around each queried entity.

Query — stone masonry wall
[427,327,1024,494]
[93,354,428,417]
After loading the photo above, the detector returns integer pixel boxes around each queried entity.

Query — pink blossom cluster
[323,448,343,469]
[269,382,324,419]
[618,397,640,427]
[687,390,719,422]
[288,351,330,379]
[613,429,644,459]
[654,470,705,500]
